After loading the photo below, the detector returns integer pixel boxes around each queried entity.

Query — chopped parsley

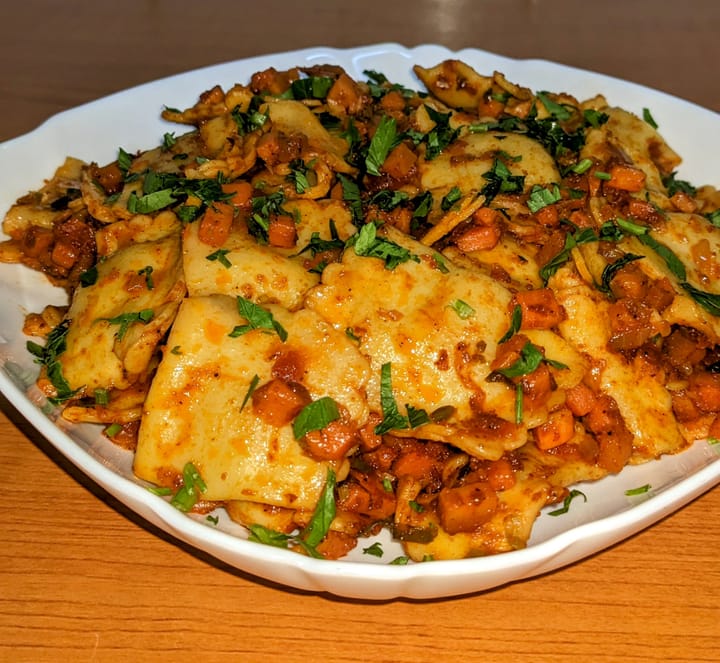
[527,184,562,213]
[346,222,419,269]
[548,489,587,516]
[365,115,399,176]
[229,296,288,341]
[206,248,233,268]
[292,397,341,440]
[170,462,208,512]
[102,309,154,340]
[26,320,79,405]
[362,542,384,557]
[449,299,475,319]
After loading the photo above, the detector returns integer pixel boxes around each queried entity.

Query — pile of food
[2,59,719,562]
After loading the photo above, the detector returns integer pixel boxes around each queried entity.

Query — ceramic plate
[1,43,718,600]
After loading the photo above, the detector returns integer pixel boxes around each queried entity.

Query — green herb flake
[449,299,475,319]
[548,489,587,516]
[499,305,523,344]
[292,397,341,440]
[137,265,154,290]
[300,468,337,548]
[26,319,79,405]
[365,115,399,176]
[229,296,288,342]
[346,222,419,270]
[375,362,411,435]
[239,374,260,413]
[409,500,424,513]
[642,108,658,129]
[206,514,219,526]
[389,556,410,565]
[440,186,462,212]
[625,483,651,496]
[362,542,384,557]
[571,158,593,174]
[527,184,561,213]
[104,422,123,437]
[536,91,572,121]
[102,308,154,340]
[79,265,98,288]
[206,248,233,268]
[170,462,208,512]
[94,388,110,406]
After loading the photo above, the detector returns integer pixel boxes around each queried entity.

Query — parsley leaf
[365,115,399,176]
[375,362,410,435]
[206,248,232,268]
[170,462,208,512]
[346,222,419,269]
[548,489,587,516]
[229,296,288,341]
[102,309,154,340]
[293,397,341,440]
[527,184,561,213]
[422,105,460,160]
[26,319,79,405]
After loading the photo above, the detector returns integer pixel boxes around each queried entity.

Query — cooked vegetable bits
[3,59,719,562]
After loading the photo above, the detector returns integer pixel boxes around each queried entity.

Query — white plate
[1,43,719,601]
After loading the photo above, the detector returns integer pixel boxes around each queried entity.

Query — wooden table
[1,1,719,660]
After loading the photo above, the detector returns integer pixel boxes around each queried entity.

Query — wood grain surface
[1,2,719,661]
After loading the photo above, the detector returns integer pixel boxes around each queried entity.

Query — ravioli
[58,233,185,393]
[133,294,370,509]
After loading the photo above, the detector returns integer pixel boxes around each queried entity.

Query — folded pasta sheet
[134,295,368,509]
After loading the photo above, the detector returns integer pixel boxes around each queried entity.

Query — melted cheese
[133,294,370,508]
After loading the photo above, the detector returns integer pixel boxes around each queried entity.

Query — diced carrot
[485,457,516,491]
[569,209,593,228]
[520,362,553,408]
[251,378,312,427]
[392,449,441,481]
[302,419,359,461]
[380,89,406,113]
[455,224,501,252]
[512,288,565,330]
[222,180,253,207]
[50,241,78,270]
[628,199,662,223]
[477,94,504,119]
[583,394,633,473]
[565,383,597,417]
[670,190,697,213]
[534,407,575,450]
[381,142,417,181]
[326,72,365,114]
[198,201,234,248]
[315,530,358,560]
[491,334,529,374]
[687,372,720,413]
[535,204,559,227]
[608,263,648,300]
[437,482,498,534]
[607,164,646,192]
[267,214,298,248]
